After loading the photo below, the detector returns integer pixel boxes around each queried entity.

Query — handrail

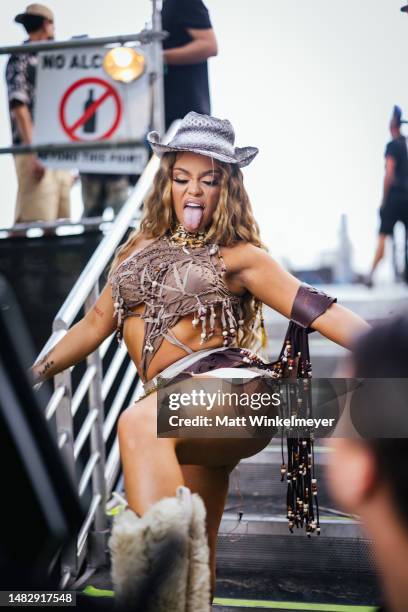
[0,216,106,234]
[0,139,146,157]
[37,119,180,587]
[0,30,167,56]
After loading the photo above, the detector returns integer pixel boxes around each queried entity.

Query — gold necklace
[168,223,209,248]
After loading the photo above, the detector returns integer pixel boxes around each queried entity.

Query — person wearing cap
[5,4,73,223]
[364,106,408,287]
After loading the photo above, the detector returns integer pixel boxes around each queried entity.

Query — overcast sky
[1,0,408,276]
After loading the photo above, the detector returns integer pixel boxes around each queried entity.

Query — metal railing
[34,120,179,589]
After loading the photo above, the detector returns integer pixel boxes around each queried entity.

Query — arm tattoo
[93,305,104,319]
[31,348,55,383]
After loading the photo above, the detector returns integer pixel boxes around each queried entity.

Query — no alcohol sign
[33,46,151,173]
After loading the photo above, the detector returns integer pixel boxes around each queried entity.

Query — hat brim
[401,4,408,11]
[147,131,258,168]
[15,13,28,23]
[15,12,50,24]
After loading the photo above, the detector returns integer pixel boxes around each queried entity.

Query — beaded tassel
[276,321,320,536]
[256,301,267,349]
[221,301,229,346]
[226,305,237,338]
[113,294,125,344]
[208,304,216,338]
[199,306,207,344]
[237,303,244,335]
[192,309,200,328]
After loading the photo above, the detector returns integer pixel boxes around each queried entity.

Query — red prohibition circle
[59,77,122,142]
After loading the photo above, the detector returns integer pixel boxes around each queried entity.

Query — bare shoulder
[219,241,267,275]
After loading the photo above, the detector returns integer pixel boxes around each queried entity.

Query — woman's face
[171,151,222,233]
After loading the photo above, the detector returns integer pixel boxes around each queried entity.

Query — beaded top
[109,233,245,382]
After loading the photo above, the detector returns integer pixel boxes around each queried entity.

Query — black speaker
[0,275,85,590]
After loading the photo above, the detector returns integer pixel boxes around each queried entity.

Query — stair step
[217,514,375,576]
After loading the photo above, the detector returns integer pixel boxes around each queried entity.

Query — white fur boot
[109,488,191,611]
[185,492,211,612]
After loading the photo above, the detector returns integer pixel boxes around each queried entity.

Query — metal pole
[151,0,166,135]
[0,31,167,55]
[53,355,78,580]
[0,138,145,157]
[84,284,108,568]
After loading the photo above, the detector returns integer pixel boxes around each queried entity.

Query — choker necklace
[168,223,209,248]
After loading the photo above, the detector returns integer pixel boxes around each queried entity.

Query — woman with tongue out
[31,112,369,609]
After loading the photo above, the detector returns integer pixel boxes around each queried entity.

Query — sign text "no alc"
[41,54,104,70]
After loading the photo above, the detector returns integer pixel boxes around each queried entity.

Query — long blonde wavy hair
[108,152,269,352]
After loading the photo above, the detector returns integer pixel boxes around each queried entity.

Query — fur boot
[109,487,191,612]
[185,492,211,612]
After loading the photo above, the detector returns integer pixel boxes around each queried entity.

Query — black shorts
[379,191,408,235]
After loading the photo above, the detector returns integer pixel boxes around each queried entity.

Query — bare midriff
[123,302,235,383]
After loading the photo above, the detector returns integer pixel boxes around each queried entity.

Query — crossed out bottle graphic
[83,89,96,134]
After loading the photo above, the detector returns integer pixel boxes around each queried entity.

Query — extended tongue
[183,206,204,232]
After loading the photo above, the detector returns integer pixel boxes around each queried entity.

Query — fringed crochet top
[109,233,246,382]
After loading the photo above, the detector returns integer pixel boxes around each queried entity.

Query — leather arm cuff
[290,283,337,330]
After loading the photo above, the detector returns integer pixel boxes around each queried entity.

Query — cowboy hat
[147,111,259,167]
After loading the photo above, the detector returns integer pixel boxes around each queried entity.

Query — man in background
[365,106,408,287]
[6,4,73,223]
[162,0,218,130]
